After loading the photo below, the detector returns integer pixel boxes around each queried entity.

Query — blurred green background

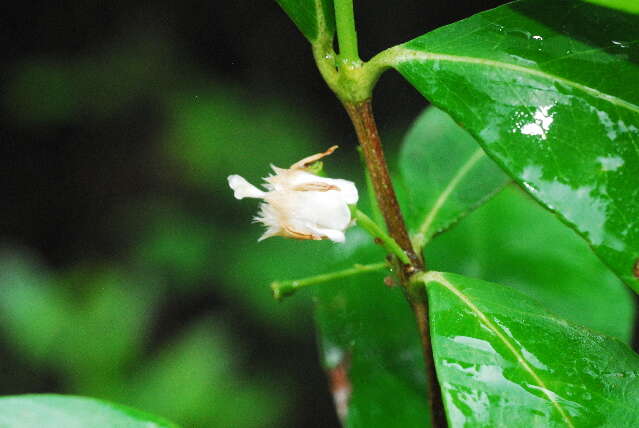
[1,1,511,426]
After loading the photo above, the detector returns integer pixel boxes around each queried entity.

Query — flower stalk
[270,262,388,300]
[351,207,410,265]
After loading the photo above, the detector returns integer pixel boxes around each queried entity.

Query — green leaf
[421,271,639,427]
[127,202,220,289]
[399,106,510,248]
[0,252,70,365]
[390,0,639,291]
[224,230,336,335]
[583,0,639,14]
[53,269,158,392]
[0,395,179,428]
[313,229,429,427]
[124,318,286,428]
[165,87,318,193]
[427,186,635,342]
[274,0,335,42]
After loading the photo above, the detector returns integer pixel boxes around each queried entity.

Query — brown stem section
[410,287,446,428]
[343,98,446,427]
[343,99,422,271]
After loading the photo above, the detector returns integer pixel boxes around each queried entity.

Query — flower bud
[228,146,358,243]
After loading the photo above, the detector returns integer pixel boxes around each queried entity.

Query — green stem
[334,0,360,64]
[352,207,411,265]
[271,262,388,300]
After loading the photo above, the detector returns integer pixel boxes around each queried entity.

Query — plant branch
[270,262,388,300]
[408,284,446,428]
[311,11,445,423]
[343,99,423,272]
[334,0,360,65]
[343,99,446,427]
[352,207,410,265]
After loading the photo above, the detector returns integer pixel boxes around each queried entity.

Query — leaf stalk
[334,0,361,65]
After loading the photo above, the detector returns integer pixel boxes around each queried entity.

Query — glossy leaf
[391,0,639,291]
[584,0,639,14]
[0,395,179,428]
[312,229,429,427]
[399,106,509,248]
[274,0,335,42]
[421,271,639,427]
[427,186,635,342]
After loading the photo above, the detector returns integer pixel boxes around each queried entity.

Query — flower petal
[332,179,359,204]
[228,175,265,199]
[307,224,346,243]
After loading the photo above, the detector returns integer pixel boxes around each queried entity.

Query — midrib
[389,47,639,115]
[422,271,576,427]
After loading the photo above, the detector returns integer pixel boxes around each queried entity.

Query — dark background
[1,1,509,426]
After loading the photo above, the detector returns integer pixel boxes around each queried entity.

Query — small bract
[228,146,358,243]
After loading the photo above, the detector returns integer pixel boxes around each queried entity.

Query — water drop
[612,40,629,48]
[506,29,532,40]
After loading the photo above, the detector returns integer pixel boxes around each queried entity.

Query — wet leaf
[0,395,178,428]
[427,186,635,342]
[313,229,429,427]
[392,0,639,291]
[422,271,639,427]
[399,107,509,248]
[274,0,335,42]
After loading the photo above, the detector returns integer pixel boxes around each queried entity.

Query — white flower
[228,146,358,243]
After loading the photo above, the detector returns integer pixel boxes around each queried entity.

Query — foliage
[0,395,178,428]
[2,0,638,426]
[393,0,639,291]
[273,0,639,426]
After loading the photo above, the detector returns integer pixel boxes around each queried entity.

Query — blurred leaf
[423,271,639,426]
[55,268,159,393]
[0,251,70,365]
[313,229,429,427]
[399,107,509,248]
[583,0,639,13]
[224,232,335,335]
[4,34,173,125]
[125,318,285,428]
[3,60,79,125]
[393,0,639,291]
[428,186,635,342]
[130,203,219,289]
[0,395,178,428]
[165,87,320,192]
[274,0,335,42]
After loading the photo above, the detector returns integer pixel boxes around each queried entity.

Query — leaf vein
[386,47,639,115]
[415,148,485,249]
[423,271,576,428]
